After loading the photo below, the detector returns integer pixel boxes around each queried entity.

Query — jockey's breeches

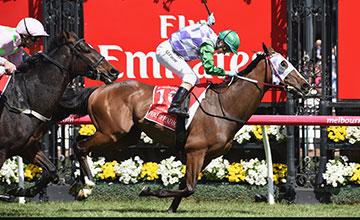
[156,40,199,87]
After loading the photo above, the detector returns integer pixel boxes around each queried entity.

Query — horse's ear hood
[262,42,269,56]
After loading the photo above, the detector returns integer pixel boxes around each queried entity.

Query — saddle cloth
[144,84,209,131]
[0,66,11,96]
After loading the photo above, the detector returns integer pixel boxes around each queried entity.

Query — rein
[192,54,287,124]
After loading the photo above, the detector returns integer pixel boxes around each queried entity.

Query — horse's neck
[223,59,271,119]
[25,47,73,117]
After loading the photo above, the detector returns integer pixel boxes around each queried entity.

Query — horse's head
[62,30,119,84]
[263,43,310,98]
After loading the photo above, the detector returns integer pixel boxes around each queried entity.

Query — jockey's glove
[207,13,215,26]
[228,69,238,76]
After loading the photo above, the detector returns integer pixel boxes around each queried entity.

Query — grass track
[0,199,359,218]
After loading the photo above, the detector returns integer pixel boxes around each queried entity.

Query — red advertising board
[0,0,287,102]
[337,0,360,101]
[83,0,288,102]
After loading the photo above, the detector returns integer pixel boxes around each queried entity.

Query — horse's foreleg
[73,132,116,200]
[140,149,206,213]
[7,149,58,197]
[73,139,95,200]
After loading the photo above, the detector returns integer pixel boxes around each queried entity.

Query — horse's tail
[50,86,98,124]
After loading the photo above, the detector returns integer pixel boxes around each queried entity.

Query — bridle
[193,49,300,124]
[70,38,106,81]
[40,38,106,81]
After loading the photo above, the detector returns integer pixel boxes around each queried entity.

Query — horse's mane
[46,32,67,53]
[16,32,68,73]
[210,53,266,88]
[16,53,43,74]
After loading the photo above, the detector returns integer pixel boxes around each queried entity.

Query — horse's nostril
[110,68,119,76]
[302,82,311,90]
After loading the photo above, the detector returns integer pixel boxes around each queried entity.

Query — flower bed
[2,125,360,188]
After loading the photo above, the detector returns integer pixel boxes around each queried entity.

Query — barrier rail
[59,114,360,126]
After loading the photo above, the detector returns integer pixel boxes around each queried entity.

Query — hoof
[76,191,87,201]
[0,194,15,202]
[167,208,176,214]
[76,188,91,201]
[254,193,267,202]
[139,186,150,196]
[7,187,26,197]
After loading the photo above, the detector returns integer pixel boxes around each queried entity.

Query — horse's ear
[63,29,71,40]
[268,46,275,54]
[262,42,269,56]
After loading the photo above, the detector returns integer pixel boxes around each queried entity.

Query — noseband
[71,39,105,80]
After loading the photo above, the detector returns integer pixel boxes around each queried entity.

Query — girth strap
[4,101,51,122]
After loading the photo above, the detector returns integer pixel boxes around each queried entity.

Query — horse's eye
[280,61,287,68]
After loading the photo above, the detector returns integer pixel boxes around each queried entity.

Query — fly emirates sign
[97,15,256,85]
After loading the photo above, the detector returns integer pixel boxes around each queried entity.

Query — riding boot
[168,86,189,118]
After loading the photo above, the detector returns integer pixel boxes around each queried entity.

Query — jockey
[0,17,49,76]
[156,13,240,118]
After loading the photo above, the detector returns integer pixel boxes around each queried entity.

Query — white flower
[0,157,19,185]
[85,156,105,180]
[346,127,360,144]
[234,125,254,144]
[234,125,287,144]
[203,156,229,180]
[114,157,143,184]
[323,156,354,187]
[141,132,153,144]
[241,158,268,186]
[158,156,184,186]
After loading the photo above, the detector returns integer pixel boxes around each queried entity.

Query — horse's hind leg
[140,149,206,212]
[167,151,215,213]
[167,179,186,213]
[7,147,58,197]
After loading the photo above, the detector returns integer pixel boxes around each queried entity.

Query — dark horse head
[0,30,119,199]
[47,30,120,84]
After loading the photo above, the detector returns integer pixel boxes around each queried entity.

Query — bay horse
[72,44,310,212]
[0,30,119,199]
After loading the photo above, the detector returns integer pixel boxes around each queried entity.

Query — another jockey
[156,13,240,118]
[0,17,49,76]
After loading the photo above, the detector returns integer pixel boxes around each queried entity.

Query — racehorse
[71,44,310,212]
[0,30,119,199]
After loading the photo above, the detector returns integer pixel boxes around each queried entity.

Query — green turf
[0,199,359,218]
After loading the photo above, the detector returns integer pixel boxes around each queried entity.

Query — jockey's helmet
[16,18,49,37]
[218,30,239,55]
